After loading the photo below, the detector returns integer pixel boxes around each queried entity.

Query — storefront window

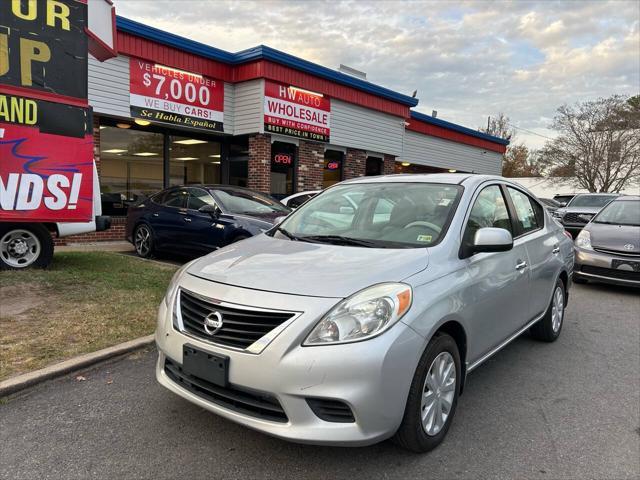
[99,125,164,215]
[271,142,296,199]
[365,156,383,176]
[323,150,343,188]
[229,138,249,187]
[169,136,221,186]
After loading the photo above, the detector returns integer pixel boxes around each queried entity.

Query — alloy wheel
[135,226,151,257]
[421,351,456,436]
[0,229,42,268]
[551,286,564,333]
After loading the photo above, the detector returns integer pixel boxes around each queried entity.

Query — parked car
[155,174,574,452]
[538,197,562,214]
[126,185,290,258]
[281,190,321,209]
[552,193,619,233]
[552,193,578,207]
[573,195,639,287]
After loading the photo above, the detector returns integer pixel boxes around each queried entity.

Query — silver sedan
[155,174,574,453]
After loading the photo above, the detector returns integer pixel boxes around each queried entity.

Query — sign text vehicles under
[130,58,224,133]
[263,81,330,142]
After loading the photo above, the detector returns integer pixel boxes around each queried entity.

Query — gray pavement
[1,283,639,480]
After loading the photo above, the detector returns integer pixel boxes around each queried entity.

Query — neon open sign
[273,153,292,165]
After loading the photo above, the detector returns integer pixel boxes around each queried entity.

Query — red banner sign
[130,58,224,132]
[264,81,330,142]
[0,123,93,222]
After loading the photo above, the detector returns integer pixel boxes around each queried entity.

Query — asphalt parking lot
[1,283,638,480]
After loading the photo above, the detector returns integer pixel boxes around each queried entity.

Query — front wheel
[394,332,461,453]
[530,278,566,342]
[0,223,54,269]
[134,224,155,258]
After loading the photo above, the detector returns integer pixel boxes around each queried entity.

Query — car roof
[612,195,639,201]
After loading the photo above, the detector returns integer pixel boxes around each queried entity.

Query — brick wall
[297,140,324,191]
[247,134,271,193]
[383,154,396,175]
[53,217,127,245]
[344,148,367,179]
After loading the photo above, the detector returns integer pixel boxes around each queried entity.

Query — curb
[0,335,155,397]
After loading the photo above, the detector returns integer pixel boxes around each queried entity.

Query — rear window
[568,195,617,208]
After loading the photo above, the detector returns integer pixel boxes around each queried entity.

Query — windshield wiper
[275,226,302,241]
[298,235,381,248]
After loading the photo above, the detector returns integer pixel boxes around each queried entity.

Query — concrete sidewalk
[56,241,133,253]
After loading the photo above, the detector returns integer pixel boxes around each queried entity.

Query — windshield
[593,200,640,226]
[213,188,290,215]
[276,182,463,248]
[568,195,617,208]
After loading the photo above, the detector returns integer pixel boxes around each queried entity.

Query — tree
[480,112,515,142]
[540,95,640,192]
[502,144,542,177]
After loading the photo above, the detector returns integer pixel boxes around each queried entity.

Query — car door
[185,187,226,252]
[462,184,532,360]
[506,186,560,320]
[149,188,189,250]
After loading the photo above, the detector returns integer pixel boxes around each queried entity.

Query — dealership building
[75,16,508,242]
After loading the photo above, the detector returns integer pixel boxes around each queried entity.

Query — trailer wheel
[0,224,54,270]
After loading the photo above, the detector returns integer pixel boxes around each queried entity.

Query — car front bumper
[574,247,640,287]
[155,273,425,446]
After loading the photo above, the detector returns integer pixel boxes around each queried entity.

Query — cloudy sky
[116,0,639,149]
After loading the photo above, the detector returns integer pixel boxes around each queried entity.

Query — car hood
[186,234,429,298]
[587,222,640,252]
[560,206,603,215]
[229,211,286,227]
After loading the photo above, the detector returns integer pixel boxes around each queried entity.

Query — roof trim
[116,16,419,108]
[410,110,510,146]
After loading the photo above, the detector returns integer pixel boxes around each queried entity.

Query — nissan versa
[155,174,574,452]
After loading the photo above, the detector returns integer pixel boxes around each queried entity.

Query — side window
[288,194,310,209]
[463,185,512,246]
[507,187,542,234]
[162,189,188,208]
[187,188,216,210]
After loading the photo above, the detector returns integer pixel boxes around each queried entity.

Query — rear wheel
[530,278,566,342]
[394,333,460,453]
[0,223,54,269]
[134,224,154,258]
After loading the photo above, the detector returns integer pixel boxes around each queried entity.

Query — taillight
[563,230,573,240]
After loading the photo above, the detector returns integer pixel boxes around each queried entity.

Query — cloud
[114,0,640,149]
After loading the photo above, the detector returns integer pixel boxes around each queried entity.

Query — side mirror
[198,204,220,218]
[273,215,287,226]
[472,227,513,254]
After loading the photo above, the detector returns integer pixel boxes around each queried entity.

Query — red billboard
[130,58,224,132]
[264,81,330,142]
[0,123,93,222]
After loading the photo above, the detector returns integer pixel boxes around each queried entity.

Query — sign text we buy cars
[264,81,330,142]
[0,0,93,223]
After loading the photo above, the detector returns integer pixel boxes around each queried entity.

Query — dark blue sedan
[125,185,291,258]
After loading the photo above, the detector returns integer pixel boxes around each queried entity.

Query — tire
[133,224,155,258]
[394,332,461,453]
[0,223,54,270]
[530,277,566,342]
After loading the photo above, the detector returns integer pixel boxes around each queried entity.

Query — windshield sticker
[417,235,433,242]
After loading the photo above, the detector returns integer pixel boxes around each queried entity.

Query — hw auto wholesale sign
[264,80,330,142]
[130,58,224,133]
[0,0,93,223]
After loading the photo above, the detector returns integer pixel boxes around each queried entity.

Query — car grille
[593,247,640,257]
[563,212,591,225]
[580,265,640,282]
[306,398,355,423]
[164,357,288,423]
[178,289,296,350]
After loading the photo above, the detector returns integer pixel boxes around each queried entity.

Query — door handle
[152,213,159,217]
[184,217,192,222]
[552,246,560,254]
[515,261,528,271]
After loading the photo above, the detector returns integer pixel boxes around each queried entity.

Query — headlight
[164,260,196,307]
[304,283,412,345]
[575,229,592,250]
[552,211,563,218]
